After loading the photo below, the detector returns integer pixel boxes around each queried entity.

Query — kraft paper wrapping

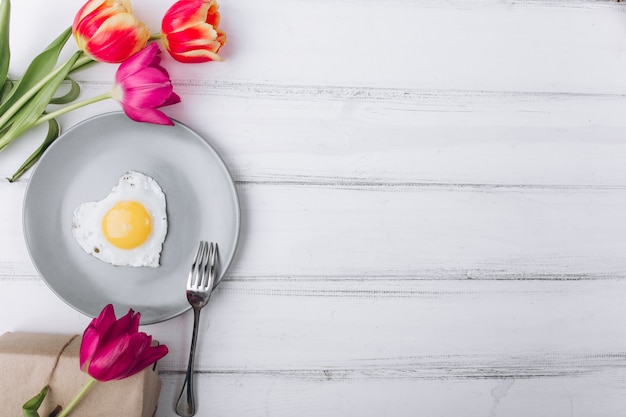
[0,332,162,417]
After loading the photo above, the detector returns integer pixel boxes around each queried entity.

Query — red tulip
[111,43,181,126]
[73,0,150,63]
[161,0,227,63]
[80,304,169,381]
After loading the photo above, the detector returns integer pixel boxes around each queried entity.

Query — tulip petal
[88,333,169,381]
[166,24,220,50]
[85,14,149,63]
[163,91,182,107]
[162,0,213,33]
[93,304,117,329]
[88,334,133,381]
[90,332,152,381]
[104,308,139,342]
[123,74,174,106]
[127,344,169,375]
[79,327,100,370]
[121,104,176,126]
[165,24,225,63]
[74,1,126,41]
[73,0,108,33]
[123,87,174,110]
[123,65,171,88]
[115,43,160,83]
[170,48,223,63]
[120,334,168,378]
[80,304,116,368]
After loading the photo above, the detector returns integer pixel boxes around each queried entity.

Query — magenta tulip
[80,304,169,381]
[111,42,181,126]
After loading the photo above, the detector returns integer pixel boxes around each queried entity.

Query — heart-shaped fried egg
[72,171,168,267]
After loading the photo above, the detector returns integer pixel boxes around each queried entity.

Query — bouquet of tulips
[0,0,226,181]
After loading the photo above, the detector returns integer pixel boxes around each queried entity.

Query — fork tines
[187,241,218,291]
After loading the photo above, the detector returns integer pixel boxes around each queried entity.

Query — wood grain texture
[0,0,625,416]
[3,182,626,280]
[2,272,626,370]
[155,373,626,417]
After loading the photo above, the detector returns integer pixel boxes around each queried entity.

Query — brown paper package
[0,332,162,417]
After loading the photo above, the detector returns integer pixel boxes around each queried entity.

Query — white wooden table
[2,0,626,415]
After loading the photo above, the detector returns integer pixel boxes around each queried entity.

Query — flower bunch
[0,0,227,182]
[22,304,169,417]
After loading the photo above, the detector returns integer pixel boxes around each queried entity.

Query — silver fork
[175,241,218,417]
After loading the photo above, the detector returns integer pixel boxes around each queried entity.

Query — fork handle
[175,306,202,417]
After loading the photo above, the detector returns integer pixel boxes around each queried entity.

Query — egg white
[71,171,168,267]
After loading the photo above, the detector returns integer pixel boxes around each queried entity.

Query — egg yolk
[102,201,152,249]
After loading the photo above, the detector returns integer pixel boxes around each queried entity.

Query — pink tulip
[73,0,150,63]
[80,304,169,381]
[161,0,227,63]
[111,43,181,126]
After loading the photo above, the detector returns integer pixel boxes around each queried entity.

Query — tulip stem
[34,92,112,126]
[149,33,162,41]
[56,376,97,417]
[70,54,94,72]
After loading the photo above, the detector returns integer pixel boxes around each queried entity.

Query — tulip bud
[73,0,150,63]
[80,304,169,381]
[161,0,226,63]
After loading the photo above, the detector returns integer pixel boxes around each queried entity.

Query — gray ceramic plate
[23,112,240,324]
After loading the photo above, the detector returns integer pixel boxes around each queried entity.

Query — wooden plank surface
[1,0,625,416]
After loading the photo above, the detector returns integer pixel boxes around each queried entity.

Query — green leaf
[0,77,11,99]
[0,50,80,151]
[0,26,72,118]
[22,385,48,417]
[49,77,80,105]
[0,0,10,86]
[8,117,59,182]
